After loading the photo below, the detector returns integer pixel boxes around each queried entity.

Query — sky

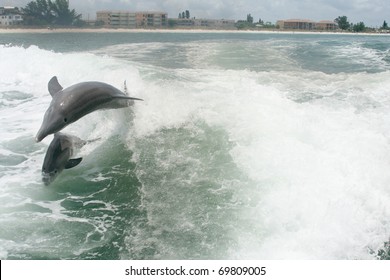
[2,0,389,27]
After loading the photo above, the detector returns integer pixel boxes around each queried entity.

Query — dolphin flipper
[64,158,82,169]
[86,137,101,144]
[48,76,63,97]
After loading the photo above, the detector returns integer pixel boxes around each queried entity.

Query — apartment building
[0,6,23,26]
[276,19,316,30]
[277,19,338,31]
[96,11,167,28]
[175,18,235,29]
[194,19,235,29]
[316,20,338,31]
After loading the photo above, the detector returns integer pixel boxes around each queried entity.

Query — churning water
[1,31,390,259]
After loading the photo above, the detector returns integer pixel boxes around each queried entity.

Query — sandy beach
[0,27,388,36]
[0,27,293,34]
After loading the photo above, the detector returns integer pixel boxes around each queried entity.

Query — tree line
[237,14,388,32]
[21,0,84,26]
[16,3,390,32]
[236,14,275,29]
[178,10,191,19]
[334,16,388,32]
[335,16,366,32]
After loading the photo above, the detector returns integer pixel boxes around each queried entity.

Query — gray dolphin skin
[35,76,143,142]
[41,132,86,186]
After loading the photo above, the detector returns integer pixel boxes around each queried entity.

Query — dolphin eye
[63,117,68,123]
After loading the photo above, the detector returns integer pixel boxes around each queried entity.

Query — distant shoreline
[0,27,389,36]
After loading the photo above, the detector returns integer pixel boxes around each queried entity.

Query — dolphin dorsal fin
[65,158,82,169]
[48,76,63,97]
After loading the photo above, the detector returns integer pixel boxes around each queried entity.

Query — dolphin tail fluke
[65,158,82,169]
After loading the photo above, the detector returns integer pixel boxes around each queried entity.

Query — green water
[1,32,390,259]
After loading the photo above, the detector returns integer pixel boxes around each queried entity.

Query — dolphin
[35,76,143,142]
[41,132,87,186]
[41,133,100,185]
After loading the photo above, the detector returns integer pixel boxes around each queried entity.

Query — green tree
[247,13,253,24]
[335,15,350,30]
[22,0,81,26]
[382,20,389,29]
[168,19,176,27]
[22,0,54,25]
[185,10,190,19]
[50,0,81,25]
[353,22,365,32]
[95,20,105,27]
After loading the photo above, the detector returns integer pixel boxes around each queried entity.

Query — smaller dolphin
[36,77,143,142]
[41,132,95,185]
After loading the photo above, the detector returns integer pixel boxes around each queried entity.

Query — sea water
[0,31,390,260]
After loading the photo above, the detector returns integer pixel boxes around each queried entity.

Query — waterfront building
[175,18,235,29]
[174,19,194,27]
[96,11,167,28]
[277,19,338,31]
[276,19,316,30]
[316,20,338,31]
[0,6,23,26]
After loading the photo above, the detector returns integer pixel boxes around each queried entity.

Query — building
[195,19,235,29]
[96,11,167,28]
[0,6,23,26]
[276,19,316,30]
[174,18,194,27]
[175,18,235,29]
[316,20,338,31]
[277,19,338,31]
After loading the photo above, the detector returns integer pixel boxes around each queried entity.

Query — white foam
[1,40,390,259]
[130,61,390,259]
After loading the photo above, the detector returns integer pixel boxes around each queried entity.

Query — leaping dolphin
[35,76,143,142]
[41,132,88,186]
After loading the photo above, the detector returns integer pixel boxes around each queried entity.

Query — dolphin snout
[42,173,52,186]
[42,171,57,186]
[35,128,47,142]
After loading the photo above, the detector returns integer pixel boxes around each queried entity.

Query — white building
[0,7,23,26]
[175,18,235,29]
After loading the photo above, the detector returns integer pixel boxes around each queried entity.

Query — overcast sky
[2,0,389,27]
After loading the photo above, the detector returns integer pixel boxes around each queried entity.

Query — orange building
[276,19,316,30]
[277,19,338,31]
[316,20,338,30]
